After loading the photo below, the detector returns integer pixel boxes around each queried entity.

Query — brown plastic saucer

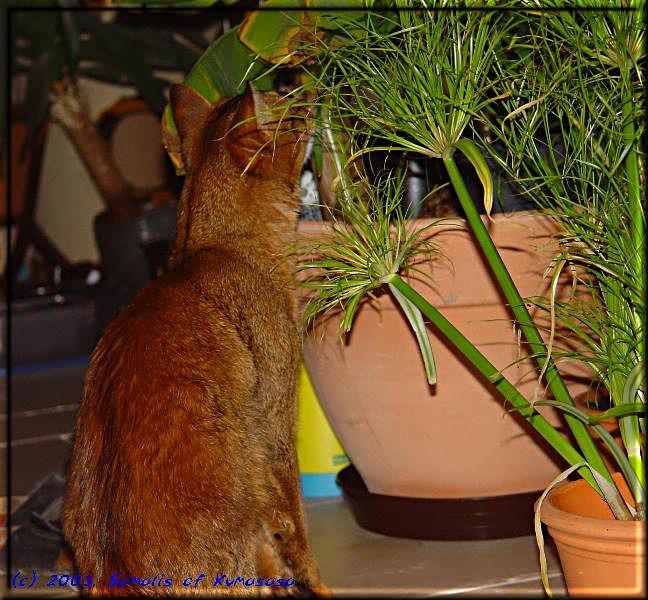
[337,465,542,540]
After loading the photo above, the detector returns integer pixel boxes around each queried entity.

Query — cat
[63,83,327,596]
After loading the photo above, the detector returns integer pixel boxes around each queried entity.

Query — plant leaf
[532,398,643,505]
[23,52,53,158]
[534,463,585,597]
[239,0,369,65]
[161,25,273,173]
[239,2,307,65]
[183,27,269,103]
[388,280,437,385]
[60,11,80,73]
[76,12,167,115]
[587,402,645,422]
[619,362,646,517]
[454,138,494,217]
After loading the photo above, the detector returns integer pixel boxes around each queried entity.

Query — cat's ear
[169,84,213,170]
[228,84,279,175]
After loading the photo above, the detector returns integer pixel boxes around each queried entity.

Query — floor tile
[305,498,566,596]
[10,440,72,496]
[9,366,87,413]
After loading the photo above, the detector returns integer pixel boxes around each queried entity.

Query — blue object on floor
[300,473,341,498]
[0,356,90,378]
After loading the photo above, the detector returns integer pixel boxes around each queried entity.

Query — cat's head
[168,83,312,183]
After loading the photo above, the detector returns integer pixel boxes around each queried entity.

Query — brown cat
[63,84,327,596]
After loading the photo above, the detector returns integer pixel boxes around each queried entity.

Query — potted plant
[295,1,644,595]
[295,4,589,515]
[10,3,210,325]
[478,3,645,595]
[145,2,587,536]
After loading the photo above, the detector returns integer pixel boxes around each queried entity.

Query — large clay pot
[300,212,589,499]
[539,473,645,597]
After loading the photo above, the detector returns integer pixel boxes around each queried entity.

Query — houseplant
[295,4,588,513]
[477,2,645,594]
[10,3,210,322]
[296,1,644,594]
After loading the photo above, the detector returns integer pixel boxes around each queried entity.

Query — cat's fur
[63,84,326,596]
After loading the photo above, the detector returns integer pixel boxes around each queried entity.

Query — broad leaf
[239,0,371,64]
[161,26,272,174]
[23,53,53,157]
[240,2,309,65]
[183,26,272,106]
[76,13,168,115]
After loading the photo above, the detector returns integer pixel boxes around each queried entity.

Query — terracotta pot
[539,473,645,597]
[299,212,589,499]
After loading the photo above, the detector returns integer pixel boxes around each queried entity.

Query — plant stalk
[619,81,645,507]
[387,273,605,494]
[442,153,613,483]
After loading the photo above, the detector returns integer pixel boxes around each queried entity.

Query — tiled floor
[1,364,86,497]
[308,497,565,596]
[2,362,566,597]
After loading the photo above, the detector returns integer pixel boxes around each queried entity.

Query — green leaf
[60,11,79,73]
[532,398,642,504]
[239,2,307,65]
[23,53,53,157]
[453,138,494,217]
[239,0,371,64]
[619,362,645,512]
[76,13,168,114]
[13,12,59,59]
[388,281,437,385]
[183,26,272,105]
[587,402,645,422]
[162,25,274,171]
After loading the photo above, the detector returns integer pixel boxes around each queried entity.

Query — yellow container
[297,365,349,497]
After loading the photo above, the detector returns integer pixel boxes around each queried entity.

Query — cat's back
[64,248,278,582]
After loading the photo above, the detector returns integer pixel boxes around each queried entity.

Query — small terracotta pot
[539,473,645,597]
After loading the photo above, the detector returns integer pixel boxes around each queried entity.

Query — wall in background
[36,78,145,264]
[5,74,180,269]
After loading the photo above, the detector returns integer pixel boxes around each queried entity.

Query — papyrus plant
[143,0,645,528]
[296,0,645,532]
[481,0,645,519]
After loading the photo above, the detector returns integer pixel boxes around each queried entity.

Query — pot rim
[538,476,645,542]
[296,209,547,234]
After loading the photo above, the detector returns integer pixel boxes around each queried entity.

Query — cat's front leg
[265,451,330,597]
